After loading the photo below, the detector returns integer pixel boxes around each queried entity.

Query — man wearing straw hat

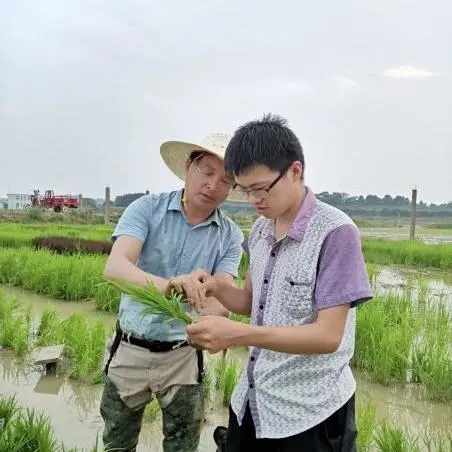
[99,133,244,452]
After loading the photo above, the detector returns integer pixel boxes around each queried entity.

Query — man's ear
[290,161,303,181]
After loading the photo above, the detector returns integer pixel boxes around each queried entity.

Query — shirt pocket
[282,276,314,321]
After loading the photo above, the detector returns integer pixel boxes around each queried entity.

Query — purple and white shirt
[231,187,373,439]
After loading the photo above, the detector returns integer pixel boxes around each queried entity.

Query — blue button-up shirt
[113,189,244,342]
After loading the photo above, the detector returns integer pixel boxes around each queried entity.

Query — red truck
[31,189,79,212]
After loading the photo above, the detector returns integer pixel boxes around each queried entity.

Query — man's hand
[165,269,211,312]
[201,274,220,298]
[186,315,247,354]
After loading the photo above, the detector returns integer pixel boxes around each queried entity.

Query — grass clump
[353,287,452,402]
[0,290,108,384]
[0,247,120,312]
[212,354,240,407]
[105,278,193,325]
[362,238,452,269]
[0,395,105,451]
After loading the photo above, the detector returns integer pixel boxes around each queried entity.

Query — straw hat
[160,133,244,202]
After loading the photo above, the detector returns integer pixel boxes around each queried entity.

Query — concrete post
[105,186,111,224]
[409,188,417,240]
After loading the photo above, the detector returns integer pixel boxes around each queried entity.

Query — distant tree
[81,197,98,209]
[114,193,146,208]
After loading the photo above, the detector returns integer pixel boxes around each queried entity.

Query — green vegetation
[353,290,451,402]
[0,223,113,249]
[0,395,103,451]
[0,247,119,312]
[106,278,193,324]
[0,217,451,449]
[0,291,111,384]
[362,238,452,269]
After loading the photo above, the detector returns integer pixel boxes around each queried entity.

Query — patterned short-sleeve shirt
[231,187,373,439]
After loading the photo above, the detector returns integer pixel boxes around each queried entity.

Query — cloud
[381,65,441,79]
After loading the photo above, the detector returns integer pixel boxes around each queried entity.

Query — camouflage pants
[100,376,204,452]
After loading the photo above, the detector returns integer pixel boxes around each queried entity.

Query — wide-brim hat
[160,133,244,202]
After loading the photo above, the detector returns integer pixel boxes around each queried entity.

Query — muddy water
[360,228,452,244]
[374,266,452,301]
[1,271,452,450]
[1,348,451,451]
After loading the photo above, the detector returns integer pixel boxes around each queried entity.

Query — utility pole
[105,186,111,224]
[409,188,417,240]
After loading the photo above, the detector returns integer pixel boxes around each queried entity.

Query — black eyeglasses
[234,163,292,201]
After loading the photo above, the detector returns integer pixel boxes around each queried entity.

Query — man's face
[184,153,234,210]
[234,163,301,218]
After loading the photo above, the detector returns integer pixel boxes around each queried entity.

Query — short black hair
[188,150,208,161]
[224,113,305,177]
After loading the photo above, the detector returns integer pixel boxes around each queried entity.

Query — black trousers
[215,393,357,452]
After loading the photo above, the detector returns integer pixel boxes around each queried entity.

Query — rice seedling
[212,354,240,407]
[356,400,378,452]
[373,422,420,452]
[0,222,113,245]
[105,278,193,325]
[353,292,420,385]
[0,247,121,312]
[0,294,33,357]
[0,292,109,384]
[418,429,452,452]
[0,395,106,452]
[354,284,452,403]
[34,309,109,383]
[202,362,213,402]
[143,399,160,423]
[411,301,452,403]
[222,358,239,407]
[362,238,452,269]
[0,395,58,452]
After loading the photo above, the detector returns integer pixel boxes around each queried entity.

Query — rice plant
[105,278,193,325]
[356,400,378,452]
[0,247,120,312]
[0,395,106,452]
[362,238,452,269]
[373,422,420,452]
[0,294,33,357]
[354,286,452,403]
[0,292,109,384]
[212,354,240,407]
[143,399,160,423]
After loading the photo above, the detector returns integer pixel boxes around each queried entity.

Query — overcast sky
[1,0,451,203]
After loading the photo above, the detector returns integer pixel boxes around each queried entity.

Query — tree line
[109,191,452,219]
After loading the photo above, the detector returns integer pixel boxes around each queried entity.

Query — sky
[1,0,451,204]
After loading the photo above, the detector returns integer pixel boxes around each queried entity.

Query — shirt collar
[168,189,221,226]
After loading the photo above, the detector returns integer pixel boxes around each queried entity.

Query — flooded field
[1,264,451,451]
[360,226,452,244]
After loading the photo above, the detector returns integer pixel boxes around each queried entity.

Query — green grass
[212,353,240,407]
[0,395,104,451]
[0,223,113,249]
[0,296,33,357]
[353,289,451,402]
[355,398,452,452]
[0,247,119,312]
[0,291,110,384]
[362,238,452,269]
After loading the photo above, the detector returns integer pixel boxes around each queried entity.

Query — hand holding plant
[107,277,193,325]
[165,269,211,312]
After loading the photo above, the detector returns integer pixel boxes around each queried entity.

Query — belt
[117,322,188,353]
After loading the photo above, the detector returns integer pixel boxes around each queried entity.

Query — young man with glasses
[100,133,244,452]
[186,115,373,451]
